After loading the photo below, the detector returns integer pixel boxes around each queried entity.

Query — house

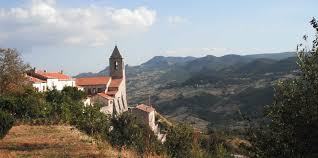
[75,46,128,115]
[26,70,75,92]
[132,104,156,131]
[132,104,167,143]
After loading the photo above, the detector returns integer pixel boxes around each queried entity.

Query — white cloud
[0,0,156,48]
[167,16,188,25]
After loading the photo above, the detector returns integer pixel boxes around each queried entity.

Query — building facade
[132,104,167,143]
[27,70,75,92]
[75,46,128,115]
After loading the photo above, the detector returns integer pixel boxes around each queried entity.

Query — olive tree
[249,18,318,158]
[0,48,29,94]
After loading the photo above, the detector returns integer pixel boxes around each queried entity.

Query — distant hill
[229,57,298,75]
[75,52,300,130]
[141,56,196,69]
[245,52,296,60]
[75,52,296,78]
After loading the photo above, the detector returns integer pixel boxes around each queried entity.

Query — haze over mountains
[75,52,298,130]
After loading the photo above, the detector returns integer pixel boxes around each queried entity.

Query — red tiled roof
[109,79,122,88]
[37,71,71,80]
[97,93,113,100]
[27,75,46,83]
[106,91,117,96]
[136,104,155,113]
[76,76,110,86]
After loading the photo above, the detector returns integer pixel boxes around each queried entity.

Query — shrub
[73,103,110,136]
[0,86,48,121]
[164,123,194,158]
[108,112,162,155]
[0,110,14,139]
[62,86,86,101]
[248,18,318,158]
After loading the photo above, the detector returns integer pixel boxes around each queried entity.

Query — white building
[75,46,128,115]
[132,104,167,143]
[27,70,75,92]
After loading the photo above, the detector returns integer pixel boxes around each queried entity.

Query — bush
[248,18,318,158]
[73,103,110,136]
[62,86,86,101]
[0,86,48,122]
[108,112,162,155]
[0,110,14,139]
[45,87,86,124]
[164,123,194,158]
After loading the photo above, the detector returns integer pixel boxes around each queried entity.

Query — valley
[76,52,298,130]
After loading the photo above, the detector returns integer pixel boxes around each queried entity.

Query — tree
[0,48,29,94]
[164,123,194,158]
[45,88,86,124]
[108,112,161,155]
[0,86,49,121]
[248,18,318,158]
[62,86,86,101]
[73,103,110,136]
[0,110,14,139]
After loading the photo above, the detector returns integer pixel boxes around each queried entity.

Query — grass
[0,125,138,158]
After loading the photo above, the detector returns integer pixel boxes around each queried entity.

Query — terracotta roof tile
[109,79,122,88]
[136,104,155,113]
[106,91,117,96]
[76,76,110,86]
[27,75,46,83]
[36,71,72,80]
[97,93,113,100]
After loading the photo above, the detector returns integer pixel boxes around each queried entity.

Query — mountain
[141,56,196,69]
[228,57,298,75]
[75,52,296,78]
[246,52,296,60]
[75,52,300,130]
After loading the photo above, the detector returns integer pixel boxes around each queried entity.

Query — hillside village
[0,0,317,155]
[25,46,167,143]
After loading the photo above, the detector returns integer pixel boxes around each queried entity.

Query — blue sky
[0,0,317,75]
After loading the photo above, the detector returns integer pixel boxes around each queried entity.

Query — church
[76,46,166,142]
[75,46,128,115]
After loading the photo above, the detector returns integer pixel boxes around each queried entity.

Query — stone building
[132,104,167,143]
[75,46,128,115]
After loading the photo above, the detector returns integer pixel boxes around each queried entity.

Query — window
[92,88,96,94]
[118,99,121,110]
[88,88,91,94]
[121,95,126,109]
[114,61,119,70]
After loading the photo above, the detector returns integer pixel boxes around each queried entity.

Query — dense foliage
[0,110,14,139]
[0,48,30,94]
[0,48,30,139]
[248,18,318,158]
[108,112,163,155]
[0,85,166,156]
[164,123,194,158]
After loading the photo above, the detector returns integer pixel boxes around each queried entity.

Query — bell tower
[109,45,124,79]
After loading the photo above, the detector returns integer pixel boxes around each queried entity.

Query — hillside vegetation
[0,125,138,158]
[76,52,298,130]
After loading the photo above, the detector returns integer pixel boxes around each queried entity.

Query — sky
[0,0,317,75]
